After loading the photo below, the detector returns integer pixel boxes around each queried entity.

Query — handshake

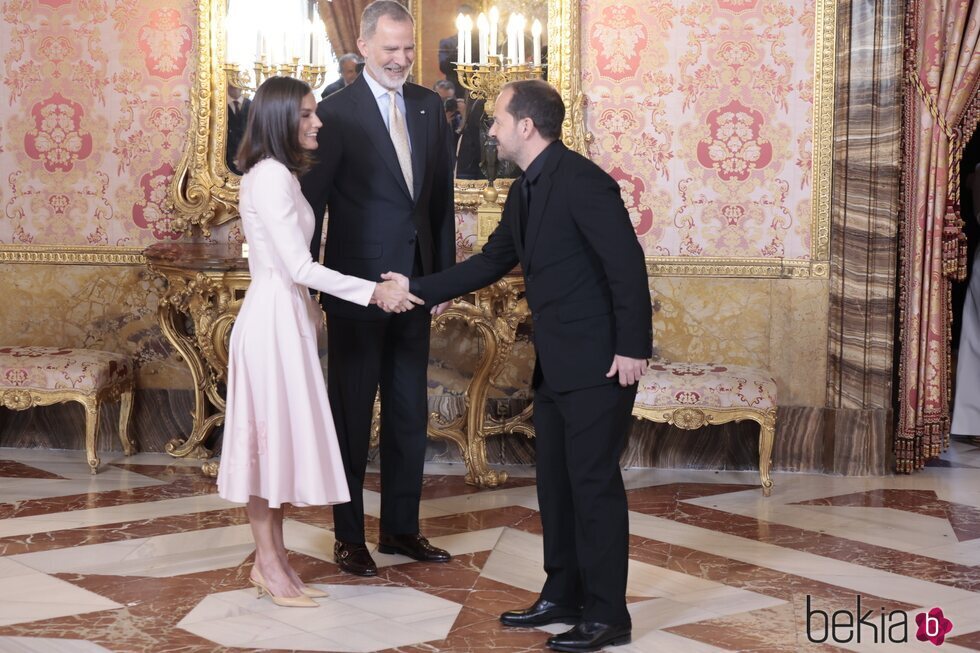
[369,271,420,313]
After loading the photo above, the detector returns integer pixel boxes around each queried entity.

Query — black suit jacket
[413,142,652,392]
[226,97,250,175]
[301,74,456,320]
[320,78,345,99]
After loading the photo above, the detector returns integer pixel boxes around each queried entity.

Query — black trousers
[534,374,636,625]
[326,308,431,543]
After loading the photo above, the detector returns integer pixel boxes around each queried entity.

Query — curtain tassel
[942,199,967,281]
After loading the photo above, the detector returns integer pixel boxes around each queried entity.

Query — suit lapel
[404,86,427,203]
[349,76,413,201]
[522,143,565,269]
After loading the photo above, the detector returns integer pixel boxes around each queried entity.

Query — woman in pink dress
[217,76,421,607]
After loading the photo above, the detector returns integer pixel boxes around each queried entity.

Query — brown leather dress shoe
[377,533,451,562]
[334,541,378,577]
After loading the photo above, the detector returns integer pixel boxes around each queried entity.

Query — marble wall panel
[826,0,903,411]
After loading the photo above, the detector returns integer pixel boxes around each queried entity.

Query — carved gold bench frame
[631,405,776,496]
[0,379,136,474]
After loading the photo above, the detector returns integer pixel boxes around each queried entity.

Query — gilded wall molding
[646,257,828,279]
[0,245,145,266]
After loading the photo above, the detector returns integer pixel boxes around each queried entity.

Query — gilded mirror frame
[168,0,585,234]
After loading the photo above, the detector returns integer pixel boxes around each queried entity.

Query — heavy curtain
[898,0,980,471]
[318,0,372,61]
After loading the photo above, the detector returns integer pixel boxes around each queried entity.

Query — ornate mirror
[168,0,584,235]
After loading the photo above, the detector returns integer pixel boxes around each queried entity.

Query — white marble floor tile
[426,527,504,557]
[0,494,233,539]
[0,637,113,652]
[421,485,539,516]
[479,528,545,593]
[628,512,979,617]
[616,629,734,653]
[11,525,255,577]
[360,489,455,520]
[178,584,462,652]
[0,470,165,504]
[0,563,120,627]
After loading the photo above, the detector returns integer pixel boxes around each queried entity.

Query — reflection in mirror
[167,0,581,233]
[221,0,338,176]
[225,84,250,175]
[416,2,547,183]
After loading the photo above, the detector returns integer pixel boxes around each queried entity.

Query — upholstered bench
[633,362,777,495]
[0,346,136,473]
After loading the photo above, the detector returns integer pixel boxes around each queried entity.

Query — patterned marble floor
[0,440,977,652]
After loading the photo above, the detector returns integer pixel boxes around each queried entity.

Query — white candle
[463,16,473,64]
[310,21,317,66]
[517,14,525,65]
[455,13,464,64]
[489,6,499,60]
[507,14,517,65]
[477,13,488,64]
[532,19,542,67]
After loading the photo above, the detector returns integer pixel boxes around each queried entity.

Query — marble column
[825,0,904,473]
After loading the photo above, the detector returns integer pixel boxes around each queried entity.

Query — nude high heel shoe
[251,569,328,600]
[249,572,319,608]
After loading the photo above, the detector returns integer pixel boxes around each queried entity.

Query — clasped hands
[371,272,451,316]
[369,272,422,313]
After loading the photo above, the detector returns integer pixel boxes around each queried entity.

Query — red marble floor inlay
[792,489,980,541]
[0,460,65,479]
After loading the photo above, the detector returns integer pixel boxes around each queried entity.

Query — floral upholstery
[636,362,776,409]
[0,346,132,394]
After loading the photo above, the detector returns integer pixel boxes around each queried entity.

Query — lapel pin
[420,109,426,114]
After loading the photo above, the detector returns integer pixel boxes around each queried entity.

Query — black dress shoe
[500,599,582,627]
[547,622,632,652]
[377,533,451,562]
[334,541,378,577]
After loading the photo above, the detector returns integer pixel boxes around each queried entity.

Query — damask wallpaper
[0,0,194,246]
[582,0,817,262]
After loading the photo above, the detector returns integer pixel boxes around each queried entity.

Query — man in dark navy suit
[396,79,652,652]
[319,53,362,99]
[301,0,456,578]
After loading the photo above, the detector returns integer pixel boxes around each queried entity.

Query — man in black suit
[320,53,362,100]
[396,79,651,652]
[300,0,456,577]
[225,84,250,174]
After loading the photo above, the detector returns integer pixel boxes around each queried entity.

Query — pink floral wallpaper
[0,0,194,246]
[582,0,816,261]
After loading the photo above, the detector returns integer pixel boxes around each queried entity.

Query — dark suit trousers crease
[326,307,431,543]
[534,375,636,625]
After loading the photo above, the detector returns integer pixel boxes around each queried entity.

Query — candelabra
[223,57,326,93]
[455,56,544,117]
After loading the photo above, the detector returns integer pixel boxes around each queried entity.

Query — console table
[144,242,248,475]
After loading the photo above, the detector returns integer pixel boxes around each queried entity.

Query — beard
[366,60,410,90]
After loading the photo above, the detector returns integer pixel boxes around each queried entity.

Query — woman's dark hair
[236,76,314,175]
